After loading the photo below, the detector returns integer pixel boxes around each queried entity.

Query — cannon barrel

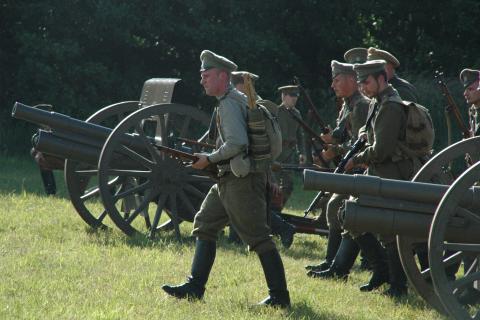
[13,102,163,164]
[13,102,112,142]
[303,170,480,209]
[344,200,480,243]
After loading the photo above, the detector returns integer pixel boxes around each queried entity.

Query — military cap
[231,71,259,85]
[353,60,386,82]
[331,60,355,79]
[278,85,300,97]
[367,47,400,68]
[344,47,368,64]
[459,68,480,88]
[200,50,238,72]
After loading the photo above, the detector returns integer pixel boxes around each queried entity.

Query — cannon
[304,136,480,320]
[13,78,329,241]
[13,78,213,239]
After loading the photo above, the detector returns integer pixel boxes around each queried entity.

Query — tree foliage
[1,0,479,154]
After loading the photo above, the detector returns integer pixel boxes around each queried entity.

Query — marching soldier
[162,50,290,308]
[275,85,306,207]
[306,60,370,274]
[344,60,421,297]
[366,47,419,102]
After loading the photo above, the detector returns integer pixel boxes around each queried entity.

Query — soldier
[162,50,290,308]
[457,68,480,305]
[367,47,418,102]
[307,60,386,291]
[343,60,420,297]
[275,85,306,207]
[228,70,296,248]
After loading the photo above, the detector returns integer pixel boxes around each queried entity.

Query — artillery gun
[12,78,329,241]
[304,136,480,320]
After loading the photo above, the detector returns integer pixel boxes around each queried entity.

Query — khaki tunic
[192,86,275,254]
[277,105,305,163]
[353,85,414,180]
[330,90,370,157]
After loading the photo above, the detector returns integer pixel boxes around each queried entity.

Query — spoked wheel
[397,137,480,315]
[98,104,213,238]
[64,101,140,229]
[429,161,480,319]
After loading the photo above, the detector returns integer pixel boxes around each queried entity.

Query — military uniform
[163,50,290,308]
[367,47,418,103]
[307,60,370,275]
[275,86,305,206]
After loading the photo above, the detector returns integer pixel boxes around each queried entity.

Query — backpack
[246,102,282,167]
[388,96,435,158]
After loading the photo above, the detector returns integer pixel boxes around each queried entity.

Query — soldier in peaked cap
[307,61,386,293]
[367,47,418,102]
[342,59,422,298]
[231,71,259,95]
[274,84,306,208]
[344,47,368,64]
[162,50,290,308]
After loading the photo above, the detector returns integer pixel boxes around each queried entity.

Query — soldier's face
[331,74,355,98]
[282,92,298,108]
[359,75,379,98]
[464,81,480,105]
[200,69,227,96]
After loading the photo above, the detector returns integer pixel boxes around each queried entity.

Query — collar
[216,84,233,101]
[345,90,362,108]
[376,84,396,103]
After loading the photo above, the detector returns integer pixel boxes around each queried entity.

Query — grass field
[0,156,446,319]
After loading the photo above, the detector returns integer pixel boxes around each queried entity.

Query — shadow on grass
[286,301,353,320]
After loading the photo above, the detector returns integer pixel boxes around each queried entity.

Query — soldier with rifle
[342,60,422,297]
[305,60,370,274]
[367,47,418,103]
[162,50,290,308]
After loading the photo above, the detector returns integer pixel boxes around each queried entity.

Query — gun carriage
[304,136,480,320]
[13,78,328,240]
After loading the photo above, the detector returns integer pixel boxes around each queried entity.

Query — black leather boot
[162,239,216,300]
[383,243,408,298]
[354,233,389,292]
[308,235,359,280]
[305,229,342,272]
[271,212,295,249]
[257,249,291,308]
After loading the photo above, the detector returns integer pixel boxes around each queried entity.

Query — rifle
[293,76,329,134]
[435,70,471,139]
[304,136,367,215]
[155,144,218,179]
[174,136,215,149]
[284,108,329,167]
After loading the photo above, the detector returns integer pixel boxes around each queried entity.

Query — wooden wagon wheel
[97,104,212,238]
[397,136,480,315]
[64,101,140,229]
[429,161,480,319]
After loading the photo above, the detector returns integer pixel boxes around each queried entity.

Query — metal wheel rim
[397,137,480,314]
[429,161,480,319]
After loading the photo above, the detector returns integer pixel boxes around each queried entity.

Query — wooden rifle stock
[435,71,471,139]
[293,76,329,134]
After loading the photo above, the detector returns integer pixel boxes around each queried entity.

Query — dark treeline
[1,0,480,154]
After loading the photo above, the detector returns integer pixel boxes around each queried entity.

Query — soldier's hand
[192,153,210,169]
[320,133,333,144]
[321,146,336,161]
[345,158,355,172]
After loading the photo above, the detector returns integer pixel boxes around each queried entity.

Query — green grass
[0,157,445,319]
